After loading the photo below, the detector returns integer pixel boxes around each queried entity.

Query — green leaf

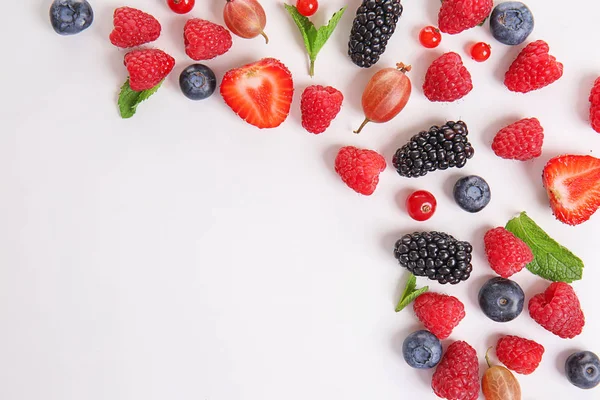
[283,4,318,56]
[118,78,164,119]
[505,212,584,283]
[395,274,429,312]
[313,7,347,59]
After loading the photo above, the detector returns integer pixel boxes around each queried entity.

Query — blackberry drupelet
[394,232,473,285]
[348,0,403,68]
[392,121,475,178]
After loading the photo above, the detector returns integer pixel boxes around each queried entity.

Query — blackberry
[348,0,403,68]
[394,232,473,285]
[392,121,475,178]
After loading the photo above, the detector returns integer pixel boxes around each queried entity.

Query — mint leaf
[395,274,429,312]
[118,78,163,119]
[506,212,584,282]
[313,7,347,59]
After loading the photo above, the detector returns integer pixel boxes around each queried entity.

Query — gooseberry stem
[354,118,370,134]
[260,31,269,44]
[485,347,494,369]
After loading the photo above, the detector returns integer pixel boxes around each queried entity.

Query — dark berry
[403,330,443,369]
[179,64,217,100]
[490,2,534,46]
[565,351,600,389]
[478,277,524,322]
[453,175,491,213]
[49,0,94,35]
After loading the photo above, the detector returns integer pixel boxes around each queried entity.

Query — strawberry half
[220,58,294,129]
[542,155,600,225]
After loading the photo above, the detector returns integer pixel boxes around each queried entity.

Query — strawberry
[220,58,294,129]
[542,155,600,225]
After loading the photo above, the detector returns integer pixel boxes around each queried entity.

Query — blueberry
[179,64,217,101]
[49,0,94,35]
[490,2,534,46]
[565,351,600,389]
[402,330,443,369]
[478,277,524,322]
[453,175,491,213]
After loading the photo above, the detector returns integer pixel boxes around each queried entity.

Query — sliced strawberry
[543,155,600,225]
[220,58,294,129]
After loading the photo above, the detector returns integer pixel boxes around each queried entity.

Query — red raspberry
[413,292,465,340]
[589,77,600,133]
[484,227,534,278]
[423,52,473,102]
[528,282,585,339]
[505,40,564,93]
[438,0,493,35]
[334,146,386,196]
[184,19,232,61]
[432,341,480,400]
[492,118,544,161]
[496,335,545,375]
[301,85,344,134]
[110,7,161,48]
[124,49,175,92]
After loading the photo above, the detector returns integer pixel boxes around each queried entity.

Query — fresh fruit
[590,77,600,133]
[482,348,522,400]
[484,227,533,278]
[334,146,386,196]
[395,232,474,285]
[528,281,585,339]
[419,26,441,48]
[423,53,473,102]
[49,0,94,35]
[392,121,475,178]
[168,0,195,14]
[504,40,563,93]
[471,42,491,62]
[490,1,534,46]
[300,85,344,134]
[184,19,233,61]
[453,175,491,213]
[492,118,544,161]
[348,0,403,68]
[179,64,217,100]
[220,58,294,129]
[478,277,524,322]
[406,190,437,221]
[224,0,268,43]
[395,273,429,312]
[110,7,161,48]
[565,351,600,389]
[354,63,412,133]
[296,0,318,17]
[414,292,465,339]
[432,341,480,400]
[542,155,600,225]
[403,330,443,369]
[124,49,175,92]
[496,335,544,375]
[438,0,494,35]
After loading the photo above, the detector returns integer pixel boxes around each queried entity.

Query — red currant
[406,190,437,221]
[168,0,195,14]
[471,42,492,62]
[296,0,318,17]
[419,26,441,49]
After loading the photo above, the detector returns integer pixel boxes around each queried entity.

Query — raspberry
[124,49,175,92]
[484,227,533,278]
[432,341,480,400]
[529,282,585,339]
[184,19,232,61]
[423,52,473,102]
[301,85,344,134]
[334,146,386,196]
[109,7,161,48]
[589,77,600,133]
[413,292,465,339]
[492,118,544,160]
[505,40,564,93]
[496,335,545,375]
[438,0,493,35]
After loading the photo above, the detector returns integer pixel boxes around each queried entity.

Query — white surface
[1,0,600,399]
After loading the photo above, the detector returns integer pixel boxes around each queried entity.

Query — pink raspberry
[301,85,344,134]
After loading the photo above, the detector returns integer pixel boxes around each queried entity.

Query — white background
[1,0,599,399]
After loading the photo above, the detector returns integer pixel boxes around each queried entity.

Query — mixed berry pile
[50,0,600,398]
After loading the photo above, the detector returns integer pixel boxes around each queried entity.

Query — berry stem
[260,30,269,44]
[485,347,494,369]
[354,118,370,134]
[396,62,412,73]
